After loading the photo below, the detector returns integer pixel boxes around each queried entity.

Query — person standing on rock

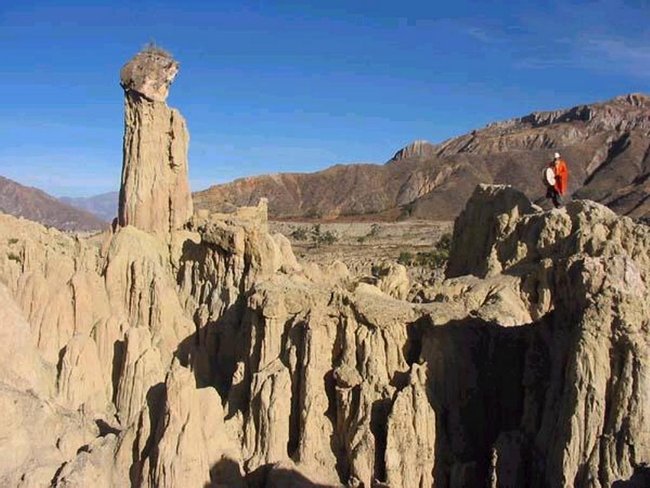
[544,152,569,208]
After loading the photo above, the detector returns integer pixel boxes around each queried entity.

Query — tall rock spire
[117,45,193,239]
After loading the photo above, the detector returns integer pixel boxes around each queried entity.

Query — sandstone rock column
[118,46,193,239]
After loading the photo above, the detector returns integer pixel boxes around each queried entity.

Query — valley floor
[270,220,453,277]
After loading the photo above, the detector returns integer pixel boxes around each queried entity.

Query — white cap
[553,152,561,159]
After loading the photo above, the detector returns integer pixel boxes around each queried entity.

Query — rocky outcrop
[390,140,438,161]
[118,47,192,239]
[119,46,179,103]
[1,48,649,488]
[3,174,650,488]
[417,185,650,487]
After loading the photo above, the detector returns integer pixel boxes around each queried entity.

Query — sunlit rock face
[0,48,649,488]
[118,46,192,240]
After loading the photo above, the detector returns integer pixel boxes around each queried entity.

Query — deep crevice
[370,397,392,483]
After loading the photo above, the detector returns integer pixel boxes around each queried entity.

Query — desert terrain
[0,46,649,488]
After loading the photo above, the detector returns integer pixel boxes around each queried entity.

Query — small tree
[320,230,338,246]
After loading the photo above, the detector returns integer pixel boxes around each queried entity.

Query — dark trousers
[546,186,563,208]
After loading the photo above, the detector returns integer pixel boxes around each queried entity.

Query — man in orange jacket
[545,152,569,208]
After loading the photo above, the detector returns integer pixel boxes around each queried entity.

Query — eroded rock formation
[0,49,649,488]
[118,47,193,239]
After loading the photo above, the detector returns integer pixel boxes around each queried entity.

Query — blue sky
[1,0,648,197]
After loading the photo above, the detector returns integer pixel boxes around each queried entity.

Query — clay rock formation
[427,185,650,487]
[1,49,650,488]
[195,93,650,221]
[3,174,650,486]
[118,47,192,239]
[120,46,179,102]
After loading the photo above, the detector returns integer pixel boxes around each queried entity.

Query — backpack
[543,167,555,187]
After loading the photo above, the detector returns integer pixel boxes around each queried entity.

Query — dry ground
[270,220,453,278]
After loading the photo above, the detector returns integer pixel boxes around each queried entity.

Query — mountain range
[193,93,650,221]
[0,176,106,231]
[2,93,649,231]
[59,192,119,223]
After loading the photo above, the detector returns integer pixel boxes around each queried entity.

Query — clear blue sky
[1,0,648,197]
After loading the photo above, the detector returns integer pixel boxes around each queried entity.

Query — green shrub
[307,224,338,247]
[396,233,452,269]
[437,233,452,252]
[319,230,338,246]
[397,251,414,266]
[414,250,446,269]
[290,227,308,241]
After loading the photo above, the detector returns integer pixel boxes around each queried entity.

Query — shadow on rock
[612,466,650,487]
[205,459,335,488]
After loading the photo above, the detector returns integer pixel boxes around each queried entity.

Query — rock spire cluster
[0,49,648,487]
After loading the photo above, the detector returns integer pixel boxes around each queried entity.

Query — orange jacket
[554,159,568,195]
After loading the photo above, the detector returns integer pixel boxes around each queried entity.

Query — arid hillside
[0,175,107,231]
[195,93,650,221]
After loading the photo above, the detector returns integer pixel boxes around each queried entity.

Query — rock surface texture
[118,47,192,239]
[0,52,649,488]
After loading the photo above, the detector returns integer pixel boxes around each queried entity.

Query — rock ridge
[196,92,650,221]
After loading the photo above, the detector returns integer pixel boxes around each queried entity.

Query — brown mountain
[194,93,650,221]
[0,176,107,231]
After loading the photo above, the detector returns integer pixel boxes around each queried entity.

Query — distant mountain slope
[60,191,119,222]
[0,176,107,231]
[194,93,650,221]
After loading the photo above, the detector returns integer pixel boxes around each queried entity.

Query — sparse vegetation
[287,224,340,246]
[290,227,309,241]
[319,230,338,246]
[142,41,172,58]
[397,251,414,266]
[310,224,338,247]
[357,224,381,244]
[396,233,451,269]
[437,233,452,252]
[7,238,19,245]
[413,250,445,269]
